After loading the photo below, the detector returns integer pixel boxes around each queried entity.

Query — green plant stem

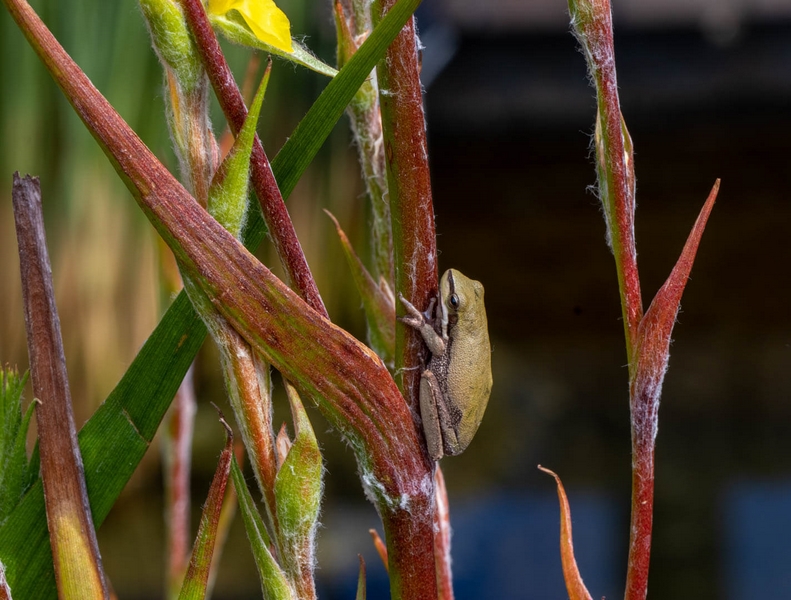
[336,0,394,286]
[182,275,281,542]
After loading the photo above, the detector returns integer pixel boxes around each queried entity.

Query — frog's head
[440,269,485,327]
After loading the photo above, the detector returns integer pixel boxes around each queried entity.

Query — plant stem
[373,0,437,409]
[625,420,654,600]
[372,1,439,597]
[164,369,196,600]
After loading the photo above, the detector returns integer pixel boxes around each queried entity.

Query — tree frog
[399,269,492,460]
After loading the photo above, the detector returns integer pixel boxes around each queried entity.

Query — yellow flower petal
[208,0,237,13]
[208,0,293,53]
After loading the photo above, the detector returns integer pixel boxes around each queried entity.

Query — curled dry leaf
[539,466,593,600]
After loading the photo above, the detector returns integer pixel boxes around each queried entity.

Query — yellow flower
[208,0,293,53]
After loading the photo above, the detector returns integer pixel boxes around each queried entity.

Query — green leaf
[274,384,322,555]
[208,64,270,238]
[0,0,421,596]
[0,368,33,523]
[231,458,294,600]
[0,368,25,464]
[325,210,395,367]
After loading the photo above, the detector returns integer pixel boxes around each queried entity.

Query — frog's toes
[398,314,424,330]
[398,295,424,321]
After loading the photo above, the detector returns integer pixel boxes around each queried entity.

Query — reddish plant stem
[374,0,437,411]
[12,174,109,599]
[588,1,643,353]
[372,2,440,597]
[625,403,655,600]
[178,0,327,318]
[382,490,437,600]
[180,416,234,596]
[623,182,718,600]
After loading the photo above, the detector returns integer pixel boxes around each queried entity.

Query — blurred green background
[3,1,791,598]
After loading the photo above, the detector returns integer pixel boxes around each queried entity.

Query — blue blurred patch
[722,479,791,600]
[319,489,622,599]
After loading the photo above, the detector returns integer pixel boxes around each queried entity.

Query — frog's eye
[449,294,460,309]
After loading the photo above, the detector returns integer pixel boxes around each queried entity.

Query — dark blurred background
[2,0,791,598]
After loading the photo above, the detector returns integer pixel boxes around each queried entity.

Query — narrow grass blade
[177,416,234,600]
[0,368,33,523]
[325,210,395,366]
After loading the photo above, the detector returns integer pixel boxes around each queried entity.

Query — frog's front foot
[398,294,446,356]
[398,294,427,329]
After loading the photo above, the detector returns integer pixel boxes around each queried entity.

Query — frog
[399,269,492,460]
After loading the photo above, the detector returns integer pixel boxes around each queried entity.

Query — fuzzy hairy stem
[624,403,655,600]
[337,0,394,285]
[372,1,439,597]
[623,182,718,600]
[373,0,437,411]
[5,1,435,597]
[182,275,281,544]
[570,0,643,356]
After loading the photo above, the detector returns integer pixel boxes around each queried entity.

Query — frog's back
[445,275,492,453]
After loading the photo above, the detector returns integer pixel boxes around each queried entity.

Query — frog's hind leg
[419,371,445,461]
